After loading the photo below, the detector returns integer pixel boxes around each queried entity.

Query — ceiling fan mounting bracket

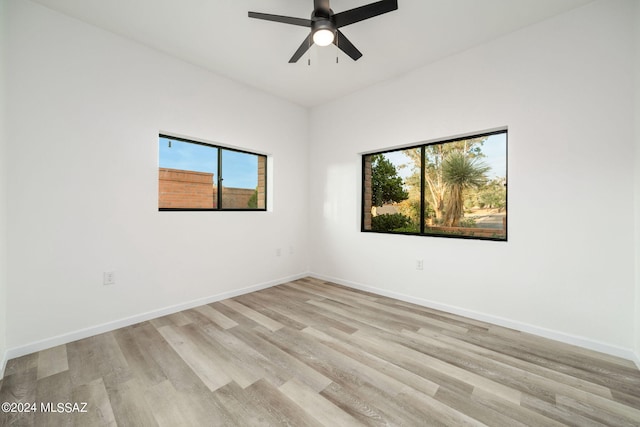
[311,9,332,21]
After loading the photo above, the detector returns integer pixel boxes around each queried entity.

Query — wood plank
[105,378,158,427]
[156,325,232,392]
[254,287,358,334]
[144,380,205,427]
[113,325,167,387]
[67,332,131,388]
[211,381,276,426]
[434,385,527,426]
[193,304,238,329]
[234,293,307,330]
[303,326,440,397]
[3,353,38,377]
[396,388,487,426]
[219,299,284,332]
[447,327,640,399]
[471,388,567,427]
[1,278,640,425]
[304,326,440,397]
[35,371,73,427]
[520,393,607,426]
[228,326,332,392]
[416,327,615,399]
[279,378,363,426]
[36,345,68,380]
[0,367,37,426]
[243,379,324,427]
[200,325,288,388]
[321,377,436,426]
[180,324,261,389]
[71,377,117,427]
[128,322,203,393]
[349,329,523,405]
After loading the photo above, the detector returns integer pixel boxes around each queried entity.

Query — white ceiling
[31,0,594,107]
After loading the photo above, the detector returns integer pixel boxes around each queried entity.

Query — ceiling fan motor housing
[312,19,336,36]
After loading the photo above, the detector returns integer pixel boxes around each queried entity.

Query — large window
[362,129,507,241]
[158,135,267,211]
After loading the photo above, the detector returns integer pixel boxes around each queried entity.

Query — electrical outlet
[289,246,294,255]
[103,271,115,285]
[276,248,282,257]
[416,260,423,270]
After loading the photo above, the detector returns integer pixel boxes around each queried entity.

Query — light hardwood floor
[1,277,640,426]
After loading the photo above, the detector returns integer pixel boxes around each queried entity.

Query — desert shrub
[459,217,477,228]
[391,225,420,233]
[371,213,412,232]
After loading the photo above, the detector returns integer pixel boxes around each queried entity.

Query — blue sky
[481,133,507,179]
[384,133,507,180]
[159,137,258,189]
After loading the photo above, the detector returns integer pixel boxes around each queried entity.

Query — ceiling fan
[248,0,398,63]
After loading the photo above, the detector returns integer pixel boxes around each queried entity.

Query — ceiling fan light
[313,28,335,47]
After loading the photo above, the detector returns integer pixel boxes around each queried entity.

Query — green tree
[397,156,421,225]
[477,178,506,211]
[404,138,486,222]
[247,189,258,208]
[371,154,408,207]
[442,152,490,227]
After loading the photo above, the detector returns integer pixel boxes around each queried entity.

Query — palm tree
[404,137,487,222]
[442,151,490,227]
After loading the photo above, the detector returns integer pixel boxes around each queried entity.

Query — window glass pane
[362,130,507,240]
[158,137,218,209]
[363,149,420,233]
[423,133,507,240]
[220,149,266,209]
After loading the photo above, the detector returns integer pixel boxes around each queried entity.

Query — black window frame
[361,129,508,241]
[158,134,267,212]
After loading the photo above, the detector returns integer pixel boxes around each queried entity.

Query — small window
[158,135,266,211]
[362,130,507,241]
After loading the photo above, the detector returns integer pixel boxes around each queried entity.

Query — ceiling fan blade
[248,12,312,27]
[313,0,331,13]
[289,33,313,63]
[334,30,363,61]
[333,0,398,28]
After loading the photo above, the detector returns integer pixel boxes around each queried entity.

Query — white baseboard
[1,272,308,376]
[310,272,640,366]
[632,353,640,370]
[0,352,6,380]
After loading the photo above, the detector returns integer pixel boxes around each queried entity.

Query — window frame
[158,134,267,212]
[361,129,508,241]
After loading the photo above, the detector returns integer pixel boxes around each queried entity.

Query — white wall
[4,0,308,353]
[310,0,638,358]
[0,0,8,374]
[4,0,639,367]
